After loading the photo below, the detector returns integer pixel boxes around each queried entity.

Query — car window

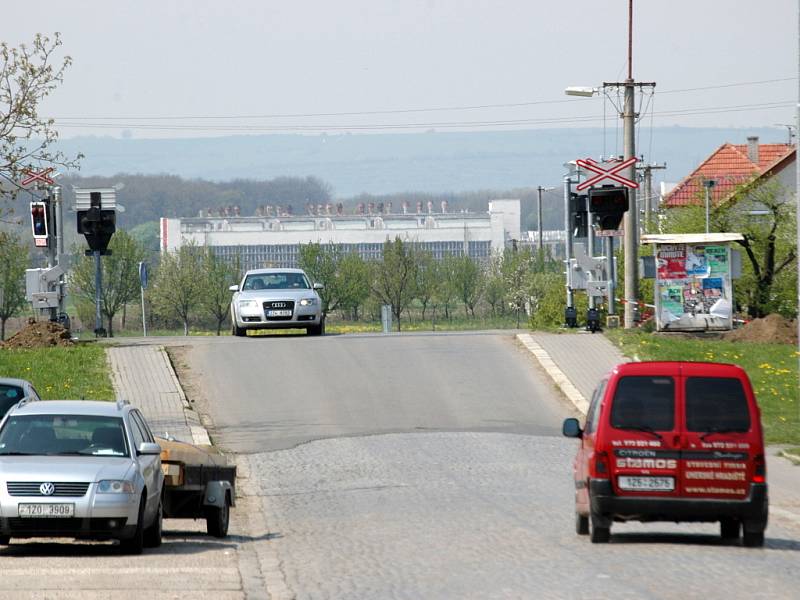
[584,380,606,434]
[243,273,310,290]
[0,415,129,456]
[0,385,25,420]
[128,413,147,450]
[685,377,751,432]
[131,410,155,443]
[610,376,675,431]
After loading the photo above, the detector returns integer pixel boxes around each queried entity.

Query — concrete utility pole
[536,186,555,253]
[640,162,666,234]
[795,0,800,381]
[563,173,575,310]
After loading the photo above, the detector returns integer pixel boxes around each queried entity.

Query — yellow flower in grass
[758,363,772,369]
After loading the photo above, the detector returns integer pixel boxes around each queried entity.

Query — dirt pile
[724,314,798,345]
[2,319,74,349]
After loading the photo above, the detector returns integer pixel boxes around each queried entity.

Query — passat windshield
[0,415,129,457]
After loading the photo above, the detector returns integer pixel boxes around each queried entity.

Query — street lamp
[565,86,599,97]
[703,180,716,234]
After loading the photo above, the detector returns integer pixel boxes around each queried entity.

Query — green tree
[503,248,534,328]
[1,34,81,208]
[435,254,459,320]
[336,252,370,320]
[69,230,145,337]
[298,242,339,315]
[414,251,439,321]
[483,251,506,316]
[150,241,204,335]
[371,237,418,331]
[201,248,240,335]
[450,255,483,316]
[0,232,28,340]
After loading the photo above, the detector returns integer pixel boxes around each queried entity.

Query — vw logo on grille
[39,482,55,496]
[272,302,287,308]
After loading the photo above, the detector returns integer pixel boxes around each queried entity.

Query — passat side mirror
[137,442,162,456]
[313,283,324,290]
[562,418,583,438]
[228,284,239,292]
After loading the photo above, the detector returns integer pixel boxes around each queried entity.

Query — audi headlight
[299,298,317,306]
[238,300,260,309]
[97,480,135,494]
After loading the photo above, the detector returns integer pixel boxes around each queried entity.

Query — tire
[720,518,740,540]
[206,502,230,538]
[589,511,610,544]
[0,536,10,545]
[120,494,146,555]
[144,499,163,548]
[232,320,246,337]
[742,524,765,548]
[575,513,589,536]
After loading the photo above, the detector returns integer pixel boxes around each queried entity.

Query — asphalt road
[181,331,570,453]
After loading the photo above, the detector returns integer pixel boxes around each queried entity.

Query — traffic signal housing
[30,201,50,248]
[77,192,116,252]
[588,186,629,230]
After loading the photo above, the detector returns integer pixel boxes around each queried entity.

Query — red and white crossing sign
[575,157,638,191]
[21,167,55,187]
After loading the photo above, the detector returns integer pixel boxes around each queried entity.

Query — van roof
[609,361,748,379]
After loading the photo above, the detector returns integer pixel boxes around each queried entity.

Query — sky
[1,0,797,140]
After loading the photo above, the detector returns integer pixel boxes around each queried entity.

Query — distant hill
[55,127,785,197]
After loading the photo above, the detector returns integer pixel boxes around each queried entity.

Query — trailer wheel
[206,501,230,538]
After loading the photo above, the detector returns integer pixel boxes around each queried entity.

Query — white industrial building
[160,199,520,269]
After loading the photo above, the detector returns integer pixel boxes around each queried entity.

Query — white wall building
[160,199,520,269]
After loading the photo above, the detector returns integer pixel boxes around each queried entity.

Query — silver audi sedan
[0,399,163,554]
[229,268,325,336]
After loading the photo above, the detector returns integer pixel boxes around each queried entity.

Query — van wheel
[575,513,589,535]
[742,527,764,548]
[589,512,610,543]
[720,518,740,540]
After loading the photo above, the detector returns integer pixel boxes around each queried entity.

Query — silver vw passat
[0,399,164,554]
[229,268,325,336]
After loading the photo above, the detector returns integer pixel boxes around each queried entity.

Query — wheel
[575,512,589,535]
[589,510,610,543]
[231,320,246,337]
[742,523,765,547]
[0,536,10,545]
[120,494,146,555]
[206,502,230,538]
[144,499,163,548]
[720,518,740,540]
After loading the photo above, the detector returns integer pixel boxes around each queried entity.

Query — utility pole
[601,0,655,328]
[536,186,555,253]
[795,0,799,386]
[640,162,666,234]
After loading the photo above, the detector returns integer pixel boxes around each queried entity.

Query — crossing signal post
[30,201,50,247]
[588,186,629,231]
[75,188,117,337]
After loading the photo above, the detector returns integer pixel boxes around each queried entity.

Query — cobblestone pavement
[241,432,800,600]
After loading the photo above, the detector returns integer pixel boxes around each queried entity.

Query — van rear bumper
[589,479,768,525]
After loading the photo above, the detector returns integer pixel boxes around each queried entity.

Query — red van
[563,361,768,546]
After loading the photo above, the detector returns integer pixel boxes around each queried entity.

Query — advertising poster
[682,281,704,313]
[705,245,728,275]
[661,286,684,316]
[657,244,686,280]
[685,245,709,276]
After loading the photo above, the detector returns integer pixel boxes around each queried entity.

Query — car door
[576,379,606,512]
[129,411,161,516]
[678,364,753,500]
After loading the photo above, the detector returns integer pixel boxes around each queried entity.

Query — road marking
[517,334,589,414]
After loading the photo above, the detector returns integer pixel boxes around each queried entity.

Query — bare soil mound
[2,319,74,349]
[724,314,798,345]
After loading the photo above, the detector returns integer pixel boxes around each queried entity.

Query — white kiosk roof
[641,233,744,244]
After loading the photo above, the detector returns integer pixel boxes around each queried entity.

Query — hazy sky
[2,0,796,139]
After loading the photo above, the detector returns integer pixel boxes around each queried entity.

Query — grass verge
[604,329,800,446]
[0,344,114,401]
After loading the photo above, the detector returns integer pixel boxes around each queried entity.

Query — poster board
[653,241,734,332]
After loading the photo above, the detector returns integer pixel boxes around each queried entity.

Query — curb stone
[517,333,589,414]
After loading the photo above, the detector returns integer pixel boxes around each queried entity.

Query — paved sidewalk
[107,345,210,445]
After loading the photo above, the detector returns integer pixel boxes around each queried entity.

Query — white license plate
[267,309,292,317]
[618,476,675,492]
[18,503,75,518]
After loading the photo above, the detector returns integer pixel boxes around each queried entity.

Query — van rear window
[685,377,751,432]
[610,376,675,431]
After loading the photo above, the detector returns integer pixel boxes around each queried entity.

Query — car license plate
[18,503,75,518]
[267,309,292,317]
[618,476,675,492]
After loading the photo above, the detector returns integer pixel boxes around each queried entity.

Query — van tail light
[591,451,610,479]
[752,454,766,483]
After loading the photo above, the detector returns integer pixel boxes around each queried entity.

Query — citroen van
[563,361,767,546]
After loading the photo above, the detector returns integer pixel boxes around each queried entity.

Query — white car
[229,268,325,336]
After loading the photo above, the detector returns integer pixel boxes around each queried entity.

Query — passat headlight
[299,298,317,306]
[97,480,135,494]
[238,300,260,309]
